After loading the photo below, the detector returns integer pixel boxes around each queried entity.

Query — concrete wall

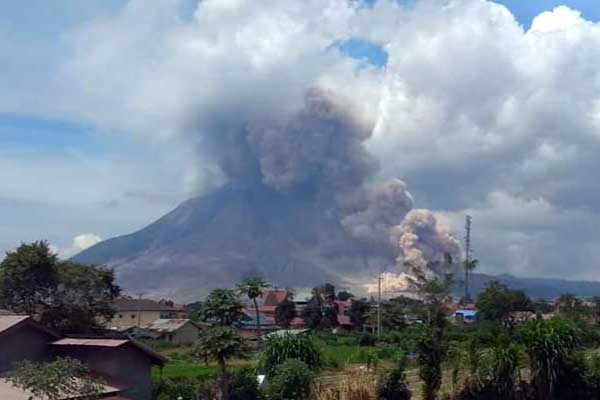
[108,310,163,329]
[0,324,53,373]
[53,345,155,400]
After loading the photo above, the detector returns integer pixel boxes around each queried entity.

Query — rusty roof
[0,316,29,334]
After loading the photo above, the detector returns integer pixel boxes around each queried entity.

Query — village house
[0,315,165,400]
[130,319,206,345]
[0,316,58,373]
[108,297,179,329]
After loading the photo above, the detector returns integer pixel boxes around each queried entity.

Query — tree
[194,326,245,400]
[41,262,120,333]
[303,284,338,330]
[259,332,321,377]
[476,281,533,326]
[556,293,585,320]
[520,319,578,400]
[197,288,244,326]
[265,359,314,400]
[408,257,453,400]
[378,353,412,400]
[275,295,296,328]
[6,357,103,400]
[349,298,371,331]
[237,277,269,335]
[337,290,354,301]
[591,296,600,325]
[0,242,120,334]
[0,241,58,316]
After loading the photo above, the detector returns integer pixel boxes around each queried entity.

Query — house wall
[0,324,53,373]
[165,323,200,345]
[108,310,168,329]
[53,345,155,400]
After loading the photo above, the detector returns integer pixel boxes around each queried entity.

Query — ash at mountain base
[74,88,459,301]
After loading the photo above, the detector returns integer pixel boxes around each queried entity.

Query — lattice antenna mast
[464,215,472,302]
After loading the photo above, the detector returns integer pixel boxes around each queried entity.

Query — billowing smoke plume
[393,209,461,275]
[195,85,461,287]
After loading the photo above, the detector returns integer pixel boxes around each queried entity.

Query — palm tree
[237,277,269,334]
[194,326,245,400]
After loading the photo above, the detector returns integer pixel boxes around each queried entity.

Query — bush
[266,359,313,400]
[153,377,218,400]
[359,333,377,347]
[259,333,321,376]
[377,354,412,400]
[230,367,261,400]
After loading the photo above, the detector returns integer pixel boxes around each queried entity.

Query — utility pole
[464,215,472,303]
[377,273,382,339]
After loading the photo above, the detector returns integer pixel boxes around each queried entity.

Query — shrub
[259,333,321,376]
[230,367,261,400]
[377,354,412,400]
[359,332,377,347]
[266,359,313,400]
[153,377,218,400]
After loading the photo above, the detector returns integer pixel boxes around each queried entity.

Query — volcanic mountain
[73,184,392,301]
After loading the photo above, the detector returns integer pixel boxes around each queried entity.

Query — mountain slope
[74,185,388,301]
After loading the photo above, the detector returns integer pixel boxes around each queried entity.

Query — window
[118,314,123,319]
[131,314,136,319]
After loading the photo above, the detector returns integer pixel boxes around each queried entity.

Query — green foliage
[194,326,246,400]
[197,288,244,326]
[0,241,58,315]
[359,332,378,347]
[274,296,296,328]
[478,343,522,397]
[520,319,578,399]
[556,293,585,320]
[238,277,270,332]
[378,353,412,400]
[0,241,120,333]
[194,326,246,365]
[337,290,354,301]
[266,359,313,400]
[41,261,120,333]
[349,298,371,330]
[230,367,261,400]
[6,357,103,400]
[259,333,321,377]
[409,258,454,400]
[153,377,218,400]
[476,281,533,325]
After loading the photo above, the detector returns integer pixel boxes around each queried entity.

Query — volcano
[73,184,391,301]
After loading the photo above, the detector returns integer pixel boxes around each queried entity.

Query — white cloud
[3,0,600,279]
[59,233,102,259]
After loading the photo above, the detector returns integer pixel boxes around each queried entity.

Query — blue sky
[2,0,600,282]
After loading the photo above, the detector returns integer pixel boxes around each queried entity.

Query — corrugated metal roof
[51,338,167,366]
[52,338,129,347]
[144,319,199,333]
[0,316,29,334]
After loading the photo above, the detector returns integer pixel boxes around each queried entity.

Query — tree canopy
[476,281,533,324]
[0,241,120,333]
[197,288,244,326]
